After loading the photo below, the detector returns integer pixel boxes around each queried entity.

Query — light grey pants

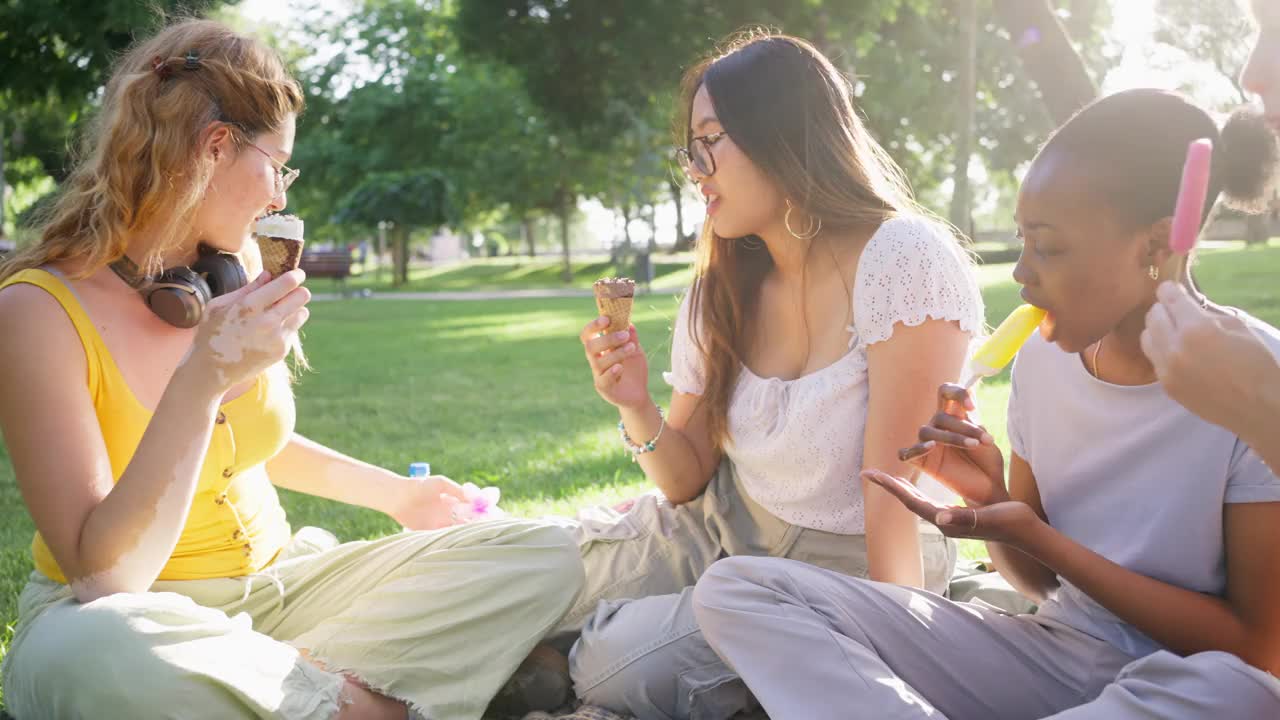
[693,555,1280,720]
[1,521,584,720]
[557,461,955,719]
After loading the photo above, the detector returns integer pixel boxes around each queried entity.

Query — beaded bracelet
[619,406,665,459]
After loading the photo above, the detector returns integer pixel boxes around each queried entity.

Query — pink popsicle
[1169,139,1214,255]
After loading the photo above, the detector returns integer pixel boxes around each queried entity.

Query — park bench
[299,250,355,296]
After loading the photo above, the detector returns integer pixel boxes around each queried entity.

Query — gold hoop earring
[1148,265,1159,281]
[784,200,821,240]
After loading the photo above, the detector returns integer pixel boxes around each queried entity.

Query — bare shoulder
[0,274,115,582]
[0,278,87,379]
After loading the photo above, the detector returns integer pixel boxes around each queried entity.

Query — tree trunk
[393,225,411,286]
[558,191,573,283]
[620,204,634,258]
[375,221,387,285]
[949,0,977,236]
[1065,0,1102,39]
[1245,214,1269,245]
[993,0,1099,125]
[646,204,658,253]
[522,215,536,257]
[670,178,686,250]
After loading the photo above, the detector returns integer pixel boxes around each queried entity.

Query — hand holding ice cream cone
[582,277,649,410]
[593,277,635,335]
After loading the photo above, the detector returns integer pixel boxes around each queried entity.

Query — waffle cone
[259,236,304,277]
[595,294,634,334]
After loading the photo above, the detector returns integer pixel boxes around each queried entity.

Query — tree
[950,0,978,232]
[283,0,464,263]
[453,0,913,216]
[0,0,237,188]
[332,170,453,285]
[431,57,575,263]
[804,1,1108,217]
[455,0,1114,234]
[1154,0,1253,104]
[596,100,672,260]
[1154,0,1269,244]
[991,0,1099,125]
[291,0,1115,264]
[286,0,599,276]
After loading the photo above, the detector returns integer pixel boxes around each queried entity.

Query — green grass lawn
[282,242,1069,296]
[1,241,1278,706]
[304,254,699,295]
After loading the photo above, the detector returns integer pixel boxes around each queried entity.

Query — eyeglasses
[245,142,300,197]
[674,131,728,180]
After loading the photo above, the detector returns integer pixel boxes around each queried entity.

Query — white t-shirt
[1008,315,1280,658]
[663,215,985,534]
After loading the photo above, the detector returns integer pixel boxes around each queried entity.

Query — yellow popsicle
[961,304,1048,387]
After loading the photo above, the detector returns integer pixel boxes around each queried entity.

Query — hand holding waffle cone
[583,277,649,410]
[593,277,635,334]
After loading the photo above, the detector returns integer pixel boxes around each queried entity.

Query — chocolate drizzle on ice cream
[593,277,636,334]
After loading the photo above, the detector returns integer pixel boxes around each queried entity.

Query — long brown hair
[679,31,952,448]
[0,18,304,282]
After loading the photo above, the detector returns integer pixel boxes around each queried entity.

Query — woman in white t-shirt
[555,32,984,719]
[692,89,1280,719]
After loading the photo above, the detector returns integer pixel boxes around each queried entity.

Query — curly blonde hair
[0,18,304,282]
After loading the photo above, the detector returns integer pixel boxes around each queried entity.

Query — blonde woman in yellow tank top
[0,19,582,720]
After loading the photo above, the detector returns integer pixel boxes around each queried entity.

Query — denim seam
[567,539,677,626]
[682,659,750,720]
[575,618,704,693]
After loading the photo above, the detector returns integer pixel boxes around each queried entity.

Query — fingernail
[900,441,936,462]
[964,438,980,448]
[624,343,636,352]
[611,365,621,374]
[615,331,630,341]
[981,432,994,445]
[898,445,928,462]
[598,316,609,326]
[938,512,956,525]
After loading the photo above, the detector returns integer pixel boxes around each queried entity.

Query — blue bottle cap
[408,462,431,478]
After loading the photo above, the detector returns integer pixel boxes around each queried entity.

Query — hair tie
[151,56,173,80]
[184,51,201,71]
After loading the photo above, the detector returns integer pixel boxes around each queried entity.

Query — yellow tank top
[1,268,294,582]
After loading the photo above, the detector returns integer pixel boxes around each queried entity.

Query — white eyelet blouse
[663,215,985,534]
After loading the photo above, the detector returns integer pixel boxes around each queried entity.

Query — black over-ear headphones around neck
[109,246,248,328]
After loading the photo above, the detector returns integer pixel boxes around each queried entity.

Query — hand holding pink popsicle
[1169,139,1214,255]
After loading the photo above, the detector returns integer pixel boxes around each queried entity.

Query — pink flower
[457,483,505,521]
